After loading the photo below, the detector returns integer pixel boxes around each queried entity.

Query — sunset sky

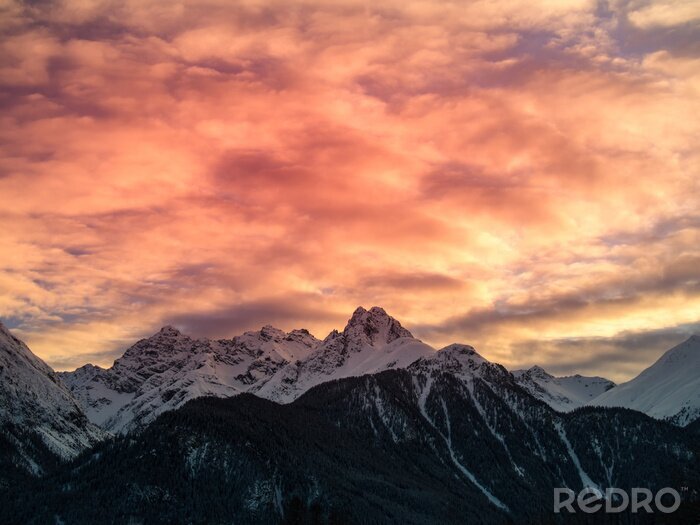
[1,0,699,382]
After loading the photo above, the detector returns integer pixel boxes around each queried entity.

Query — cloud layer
[1,0,699,381]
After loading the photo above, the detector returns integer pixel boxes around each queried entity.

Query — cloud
[165,295,344,340]
[627,0,700,29]
[510,322,700,382]
[48,348,125,371]
[0,0,698,378]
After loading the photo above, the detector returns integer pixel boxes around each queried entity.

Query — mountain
[61,307,435,432]
[55,309,700,436]
[4,351,698,524]
[591,335,700,426]
[513,366,615,412]
[60,324,320,433]
[256,306,435,402]
[0,322,105,486]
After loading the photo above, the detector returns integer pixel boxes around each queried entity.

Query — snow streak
[417,374,510,513]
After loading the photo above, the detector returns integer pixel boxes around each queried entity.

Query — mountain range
[59,307,435,433]
[57,306,699,433]
[1,306,699,523]
[59,324,321,433]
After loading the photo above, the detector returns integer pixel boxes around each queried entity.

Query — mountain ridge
[59,321,322,432]
[57,308,700,431]
[512,365,616,412]
[59,306,433,432]
[0,321,105,484]
[590,334,700,426]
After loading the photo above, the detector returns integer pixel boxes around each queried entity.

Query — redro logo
[553,487,681,514]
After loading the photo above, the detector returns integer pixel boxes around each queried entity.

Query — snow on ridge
[589,335,700,426]
[61,321,323,433]
[54,311,700,434]
[513,366,615,413]
[0,321,106,470]
[255,307,433,403]
[61,306,430,430]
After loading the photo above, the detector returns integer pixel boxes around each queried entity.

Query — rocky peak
[0,323,106,467]
[157,325,184,337]
[342,306,413,349]
[527,365,553,379]
[120,326,196,363]
[440,343,477,356]
[410,343,508,383]
[434,343,491,369]
[0,321,30,352]
[64,363,104,379]
[0,320,13,338]
[285,328,321,348]
[322,329,342,343]
[258,325,286,341]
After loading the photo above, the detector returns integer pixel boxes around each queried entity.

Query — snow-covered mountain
[0,322,105,481]
[590,335,700,426]
[4,311,700,522]
[62,306,434,432]
[512,366,615,412]
[61,307,700,435]
[256,306,435,402]
[14,349,699,524]
[60,324,320,433]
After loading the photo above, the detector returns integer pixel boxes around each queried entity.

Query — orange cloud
[0,0,698,381]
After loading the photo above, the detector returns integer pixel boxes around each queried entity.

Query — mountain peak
[435,343,489,367]
[347,305,393,322]
[658,334,700,364]
[528,365,553,378]
[351,306,368,316]
[0,320,22,343]
[119,325,193,362]
[440,343,477,356]
[259,325,286,340]
[157,325,182,337]
[343,306,413,347]
[590,335,700,425]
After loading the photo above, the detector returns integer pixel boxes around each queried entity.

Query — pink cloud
[0,0,698,379]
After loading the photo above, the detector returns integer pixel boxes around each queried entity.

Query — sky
[1,0,699,382]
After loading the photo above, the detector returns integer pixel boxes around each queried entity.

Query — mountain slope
[5,362,698,524]
[60,325,320,433]
[591,335,700,426]
[0,322,105,485]
[513,366,615,412]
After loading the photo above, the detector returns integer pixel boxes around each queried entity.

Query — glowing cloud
[1,0,698,382]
